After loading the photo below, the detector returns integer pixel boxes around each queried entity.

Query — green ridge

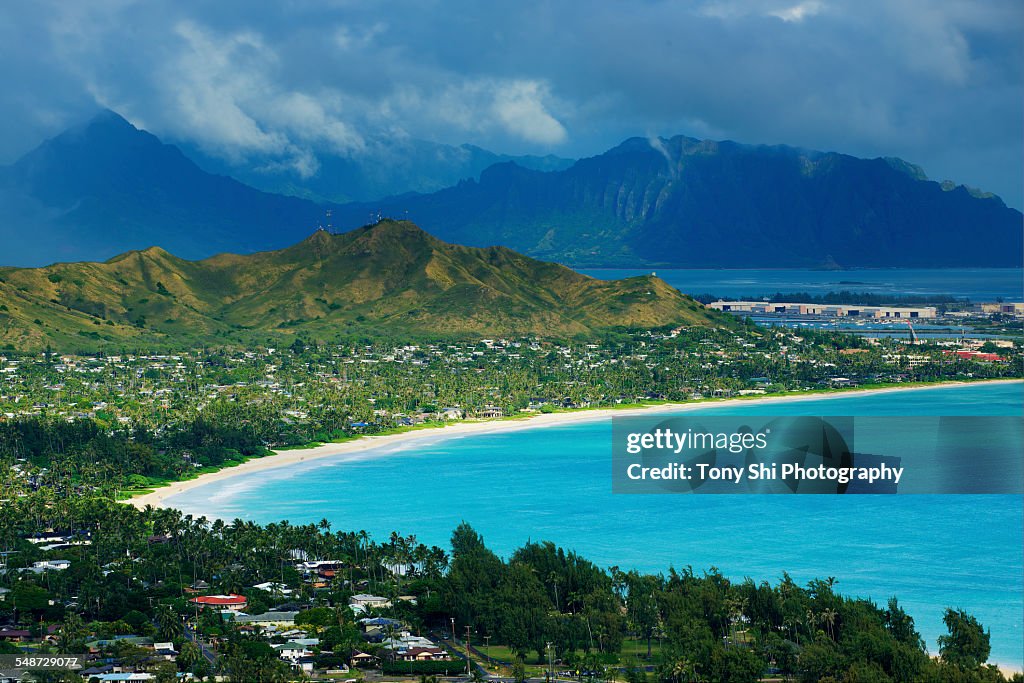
[0,220,728,350]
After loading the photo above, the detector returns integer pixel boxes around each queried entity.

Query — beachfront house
[480,406,503,418]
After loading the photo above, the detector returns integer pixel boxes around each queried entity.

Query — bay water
[165,382,1023,667]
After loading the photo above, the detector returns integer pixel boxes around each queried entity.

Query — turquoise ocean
[165,382,1024,668]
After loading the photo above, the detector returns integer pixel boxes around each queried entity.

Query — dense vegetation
[0,314,1018,681]
[2,325,1018,498]
[0,497,1016,682]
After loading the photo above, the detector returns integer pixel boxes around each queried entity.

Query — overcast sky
[2,0,1021,207]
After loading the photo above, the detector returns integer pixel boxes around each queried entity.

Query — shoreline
[127,378,1021,510]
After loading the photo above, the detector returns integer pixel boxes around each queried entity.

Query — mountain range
[0,220,723,350]
[0,110,328,266]
[332,136,1023,268]
[0,110,1020,269]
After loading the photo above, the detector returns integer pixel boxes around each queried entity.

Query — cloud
[150,20,370,174]
[491,80,567,145]
[167,21,289,158]
[334,22,387,51]
[0,0,1019,207]
[427,78,567,145]
[769,1,823,22]
[267,92,365,155]
[700,0,823,22]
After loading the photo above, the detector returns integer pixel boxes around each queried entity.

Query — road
[183,624,218,666]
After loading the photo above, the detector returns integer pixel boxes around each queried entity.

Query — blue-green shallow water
[166,383,1024,667]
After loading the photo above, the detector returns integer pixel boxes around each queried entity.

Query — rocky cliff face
[334,136,1023,268]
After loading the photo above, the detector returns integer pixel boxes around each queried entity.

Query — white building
[349,594,392,613]
[707,301,937,319]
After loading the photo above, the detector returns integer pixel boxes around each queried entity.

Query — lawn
[475,638,665,670]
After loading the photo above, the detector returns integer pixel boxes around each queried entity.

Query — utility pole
[484,635,491,670]
[546,641,553,683]
[465,625,472,675]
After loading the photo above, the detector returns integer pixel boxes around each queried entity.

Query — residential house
[480,406,503,418]
[0,628,30,642]
[396,647,451,662]
[188,594,247,611]
[350,650,378,667]
[152,642,177,660]
[349,594,391,613]
[252,581,294,596]
[234,611,298,627]
[274,641,315,664]
[30,559,71,573]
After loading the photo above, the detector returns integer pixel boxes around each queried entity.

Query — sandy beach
[126,379,1021,510]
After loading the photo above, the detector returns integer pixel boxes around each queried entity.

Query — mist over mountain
[332,136,1023,268]
[179,137,573,204]
[0,110,571,266]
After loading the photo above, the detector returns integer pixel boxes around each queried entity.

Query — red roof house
[188,594,248,611]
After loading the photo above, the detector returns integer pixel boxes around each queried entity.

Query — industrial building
[973,302,1024,316]
[707,301,937,319]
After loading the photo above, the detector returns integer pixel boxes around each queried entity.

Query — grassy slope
[0,221,729,350]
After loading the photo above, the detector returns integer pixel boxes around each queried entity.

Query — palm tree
[178,640,202,673]
[820,607,838,641]
[725,595,748,646]
[155,603,183,641]
[669,656,701,683]
[55,613,88,654]
[783,617,798,645]
[193,656,212,682]
[548,572,561,612]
